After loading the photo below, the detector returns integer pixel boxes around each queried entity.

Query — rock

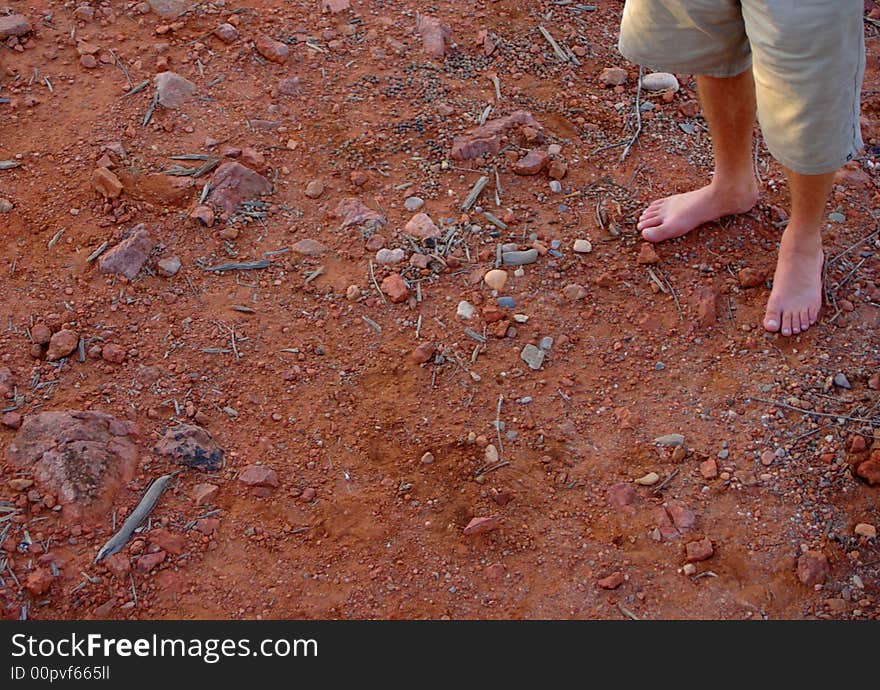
[276,76,302,96]
[666,501,696,531]
[154,71,196,109]
[404,213,441,239]
[634,472,660,486]
[573,239,592,254]
[835,166,872,188]
[416,15,449,59]
[214,23,238,43]
[685,538,714,562]
[0,15,32,39]
[381,273,409,303]
[410,342,436,364]
[404,196,424,212]
[699,458,718,479]
[599,67,627,86]
[103,553,130,578]
[549,181,562,193]
[0,367,14,396]
[30,324,52,346]
[92,167,124,199]
[797,550,829,586]
[484,269,508,291]
[410,253,431,269]
[8,478,33,491]
[456,301,475,319]
[149,529,185,555]
[637,243,660,265]
[157,255,181,277]
[135,550,166,573]
[254,34,289,63]
[654,433,685,447]
[463,516,500,535]
[562,284,588,302]
[737,267,765,288]
[192,483,219,505]
[208,162,272,214]
[148,0,187,17]
[451,111,542,161]
[1,412,23,430]
[98,225,156,280]
[0,198,13,213]
[101,343,126,364]
[597,572,624,590]
[46,330,79,361]
[240,147,265,170]
[855,452,880,485]
[502,249,539,266]
[641,72,679,92]
[350,170,368,187]
[335,198,386,229]
[304,180,324,199]
[25,568,54,596]
[520,344,545,370]
[608,482,638,513]
[80,55,98,69]
[321,0,351,13]
[238,465,278,488]
[118,171,195,207]
[155,423,224,471]
[376,248,405,265]
[513,149,550,175]
[190,205,214,226]
[549,160,568,180]
[833,373,851,389]
[854,523,877,539]
[484,444,499,465]
[695,287,718,328]
[7,411,139,515]
[291,239,329,256]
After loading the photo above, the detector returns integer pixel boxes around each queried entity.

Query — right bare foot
[637,181,758,242]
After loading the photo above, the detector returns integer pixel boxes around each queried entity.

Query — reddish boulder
[207,162,272,214]
[98,224,156,280]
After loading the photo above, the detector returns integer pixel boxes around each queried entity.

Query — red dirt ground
[1,0,878,620]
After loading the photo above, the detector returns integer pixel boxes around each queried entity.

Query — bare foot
[762,226,824,337]
[637,181,758,242]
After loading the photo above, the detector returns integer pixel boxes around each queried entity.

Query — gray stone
[833,373,851,389]
[641,72,679,92]
[404,196,425,212]
[0,198,13,213]
[375,248,405,265]
[502,249,539,266]
[539,337,553,351]
[148,0,188,18]
[157,256,181,277]
[154,71,197,109]
[0,14,32,39]
[654,433,685,447]
[520,344,545,370]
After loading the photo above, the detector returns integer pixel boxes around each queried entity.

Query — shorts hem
[767,145,863,176]
[618,40,752,79]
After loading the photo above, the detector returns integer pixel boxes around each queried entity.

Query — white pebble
[573,239,592,253]
[641,72,679,92]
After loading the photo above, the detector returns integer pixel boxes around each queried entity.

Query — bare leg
[762,169,832,336]
[638,69,759,241]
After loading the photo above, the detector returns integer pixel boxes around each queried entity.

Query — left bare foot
[763,225,824,336]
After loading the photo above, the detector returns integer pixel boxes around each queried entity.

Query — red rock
[80,55,98,69]
[192,482,219,505]
[666,501,695,532]
[240,147,265,170]
[98,224,156,279]
[350,170,368,187]
[854,454,880,485]
[255,34,289,63]
[835,166,872,188]
[154,71,196,109]
[46,329,79,361]
[101,343,126,364]
[599,67,627,86]
[451,111,542,161]
[119,171,195,207]
[291,239,329,256]
[1,412,22,430]
[92,167,124,199]
[238,464,279,488]
[685,537,714,562]
[213,23,238,43]
[381,273,409,303]
[404,213,441,239]
[463,516,500,535]
[548,159,567,180]
[104,552,131,577]
[31,324,52,346]
[737,268,765,288]
[410,342,436,364]
[155,423,224,471]
[410,253,430,269]
[25,568,54,596]
[195,518,220,535]
[562,284,588,302]
[695,287,718,328]
[300,487,317,502]
[608,482,638,513]
[190,205,214,226]
[276,76,301,96]
[149,529,185,555]
[207,162,272,214]
[417,15,449,59]
[699,458,718,479]
[797,550,829,586]
[335,198,386,229]
[513,149,550,175]
[637,243,660,265]
[135,550,166,573]
[653,506,679,541]
[597,571,624,589]
[0,15,32,39]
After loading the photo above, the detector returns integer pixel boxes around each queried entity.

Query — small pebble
[573,239,592,253]
[457,301,475,320]
[404,196,424,212]
[484,269,508,291]
[549,180,562,193]
[634,472,660,486]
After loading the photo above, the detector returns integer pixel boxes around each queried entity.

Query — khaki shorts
[618,0,865,175]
